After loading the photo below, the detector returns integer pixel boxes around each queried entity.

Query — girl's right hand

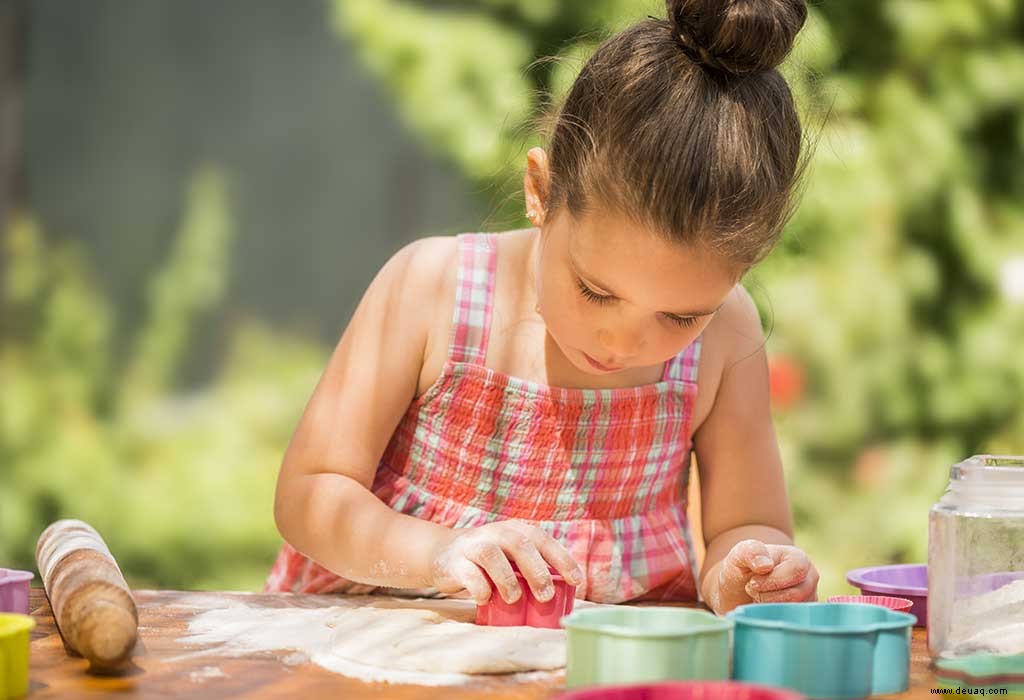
[429,520,584,605]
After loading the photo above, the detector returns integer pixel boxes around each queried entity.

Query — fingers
[728,539,776,576]
[452,558,495,605]
[754,572,819,603]
[501,533,554,602]
[466,540,521,604]
[434,521,585,605]
[433,553,495,605]
[747,548,811,595]
[506,521,584,591]
[745,548,818,603]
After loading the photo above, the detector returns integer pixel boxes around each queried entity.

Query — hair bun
[667,0,807,76]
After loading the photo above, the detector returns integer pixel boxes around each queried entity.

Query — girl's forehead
[558,211,740,314]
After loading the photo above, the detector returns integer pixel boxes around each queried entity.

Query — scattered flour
[948,579,1024,656]
[175,595,600,687]
[189,666,228,683]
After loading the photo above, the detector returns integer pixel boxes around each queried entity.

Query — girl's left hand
[741,540,819,604]
[713,539,819,613]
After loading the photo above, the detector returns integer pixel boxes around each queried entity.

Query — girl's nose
[597,326,645,359]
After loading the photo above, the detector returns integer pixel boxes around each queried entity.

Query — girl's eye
[662,313,699,329]
[576,277,615,305]
[576,276,699,328]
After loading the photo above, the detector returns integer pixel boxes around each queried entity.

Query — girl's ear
[523,147,551,227]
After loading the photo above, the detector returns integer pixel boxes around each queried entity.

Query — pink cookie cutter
[827,595,914,613]
[0,569,34,615]
[476,565,576,628]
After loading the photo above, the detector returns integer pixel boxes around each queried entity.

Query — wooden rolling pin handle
[36,519,139,671]
[72,594,137,665]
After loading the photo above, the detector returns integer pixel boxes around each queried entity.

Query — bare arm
[273,237,457,589]
[693,287,816,613]
[273,236,582,602]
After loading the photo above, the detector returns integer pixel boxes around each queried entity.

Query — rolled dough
[177,594,610,683]
[323,605,565,674]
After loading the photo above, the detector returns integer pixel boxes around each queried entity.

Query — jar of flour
[928,455,1024,659]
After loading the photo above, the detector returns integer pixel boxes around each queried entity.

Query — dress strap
[662,335,703,383]
[448,233,498,365]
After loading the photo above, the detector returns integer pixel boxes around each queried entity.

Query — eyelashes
[575,276,615,305]
[664,313,699,329]
[574,277,699,329]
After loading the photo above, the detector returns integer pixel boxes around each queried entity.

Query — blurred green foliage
[2,1,1022,596]
[1,169,328,590]
[332,0,1024,594]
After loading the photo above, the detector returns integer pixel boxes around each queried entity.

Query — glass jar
[928,455,1024,659]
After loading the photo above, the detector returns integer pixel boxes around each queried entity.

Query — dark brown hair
[545,0,811,267]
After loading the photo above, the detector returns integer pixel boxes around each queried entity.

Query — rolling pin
[35,519,138,671]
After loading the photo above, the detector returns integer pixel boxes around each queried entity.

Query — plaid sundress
[266,232,703,603]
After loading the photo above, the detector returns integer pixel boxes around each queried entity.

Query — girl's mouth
[583,352,623,372]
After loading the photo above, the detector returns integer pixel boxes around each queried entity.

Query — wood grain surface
[26,588,944,699]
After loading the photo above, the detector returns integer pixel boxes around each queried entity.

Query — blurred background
[1,0,1022,595]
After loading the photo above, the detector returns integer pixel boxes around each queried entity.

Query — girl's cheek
[540,291,581,339]
[562,305,589,342]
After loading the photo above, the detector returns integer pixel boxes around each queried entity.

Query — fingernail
[754,556,773,569]
[570,568,584,585]
[538,585,554,602]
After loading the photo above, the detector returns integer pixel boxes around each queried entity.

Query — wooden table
[26,588,940,699]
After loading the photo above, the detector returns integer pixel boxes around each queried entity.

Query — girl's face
[534,207,741,376]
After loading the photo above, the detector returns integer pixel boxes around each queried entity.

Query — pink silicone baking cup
[827,595,914,613]
[476,566,576,628]
[0,569,34,615]
[556,680,805,700]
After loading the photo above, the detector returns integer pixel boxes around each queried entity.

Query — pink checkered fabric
[266,233,703,603]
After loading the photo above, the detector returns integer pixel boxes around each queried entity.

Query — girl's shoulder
[704,284,766,362]
[689,284,768,432]
[381,234,465,398]
[373,234,461,341]
[387,234,461,301]
[403,230,529,397]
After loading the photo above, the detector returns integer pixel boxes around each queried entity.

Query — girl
[267,0,820,615]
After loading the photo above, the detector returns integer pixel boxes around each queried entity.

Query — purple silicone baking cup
[846,564,1024,629]
[0,568,34,615]
[846,564,928,627]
